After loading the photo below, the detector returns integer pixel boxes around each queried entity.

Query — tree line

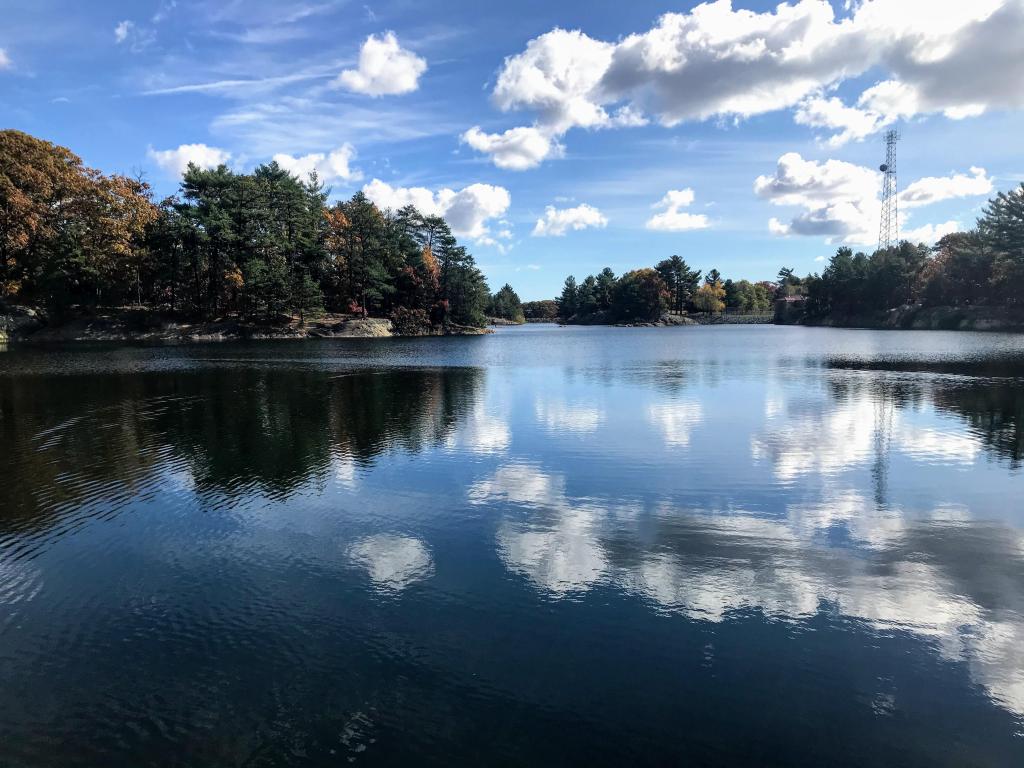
[798,185,1024,321]
[551,183,1023,324]
[554,257,777,323]
[0,130,499,331]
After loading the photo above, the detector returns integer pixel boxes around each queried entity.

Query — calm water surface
[2,325,1024,766]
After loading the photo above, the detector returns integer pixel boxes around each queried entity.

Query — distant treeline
[487,283,525,323]
[0,130,504,331]
[552,183,1024,324]
[553,258,776,323]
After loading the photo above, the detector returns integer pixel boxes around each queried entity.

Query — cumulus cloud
[851,1,1024,122]
[272,144,362,183]
[899,167,994,209]
[466,0,1024,164]
[532,203,607,237]
[148,143,231,177]
[335,32,426,96]
[757,153,992,245]
[903,220,961,244]
[755,153,879,210]
[757,152,882,242]
[362,178,511,241]
[645,189,711,231]
[794,96,887,147]
[0,48,10,69]
[493,28,616,133]
[461,126,560,171]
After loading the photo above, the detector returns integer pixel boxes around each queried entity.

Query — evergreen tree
[489,283,525,322]
[596,267,617,311]
[559,276,579,318]
[981,184,1024,302]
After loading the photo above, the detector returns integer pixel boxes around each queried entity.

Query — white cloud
[468,0,1024,163]
[903,220,961,244]
[0,48,11,70]
[645,188,711,231]
[757,153,992,245]
[335,32,426,96]
[851,1,1024,122]
[756,153,882,243]
[755,153,880,209]
[461,126,560,171]
[793,1,1024,143]
[148,143,232,177]
[114,20,134,44]
[362,178,511,241]
[601,2,853,126]
[899,167,994,209]
[532,204,607,237]
[795,96,886,147]
[493,28,616,133]
[272,143,362,183]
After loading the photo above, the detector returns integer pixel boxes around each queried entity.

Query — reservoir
[2,325,1023,766]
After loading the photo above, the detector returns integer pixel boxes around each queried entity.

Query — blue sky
[2,0,1023,300]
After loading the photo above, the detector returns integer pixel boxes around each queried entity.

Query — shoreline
[784,305,1024,333]
[7,304,1024,344]
[0,307,491,344]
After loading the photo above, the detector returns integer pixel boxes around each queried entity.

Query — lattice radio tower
[877,129,900,252]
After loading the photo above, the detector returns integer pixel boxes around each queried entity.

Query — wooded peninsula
[1,130,503,341]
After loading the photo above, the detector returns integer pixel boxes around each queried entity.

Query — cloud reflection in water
[474,458,1024,717]
[348,534,434,593]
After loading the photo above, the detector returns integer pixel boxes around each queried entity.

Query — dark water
[2,325,1024,767]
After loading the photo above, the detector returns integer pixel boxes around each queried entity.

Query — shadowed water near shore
[2,325,1024,766]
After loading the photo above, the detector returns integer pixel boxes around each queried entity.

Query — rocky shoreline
[0,306,491,343]
[791,305,1024,333]
[613,314,699,328]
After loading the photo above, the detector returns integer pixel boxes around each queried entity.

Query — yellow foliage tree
[693,280,726,313]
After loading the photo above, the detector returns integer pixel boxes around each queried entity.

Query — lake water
[2,325,1024,767]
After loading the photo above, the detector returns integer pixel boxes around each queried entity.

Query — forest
[555,258,776,323]
[0,130,497,333]
[554,183,1024,325]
